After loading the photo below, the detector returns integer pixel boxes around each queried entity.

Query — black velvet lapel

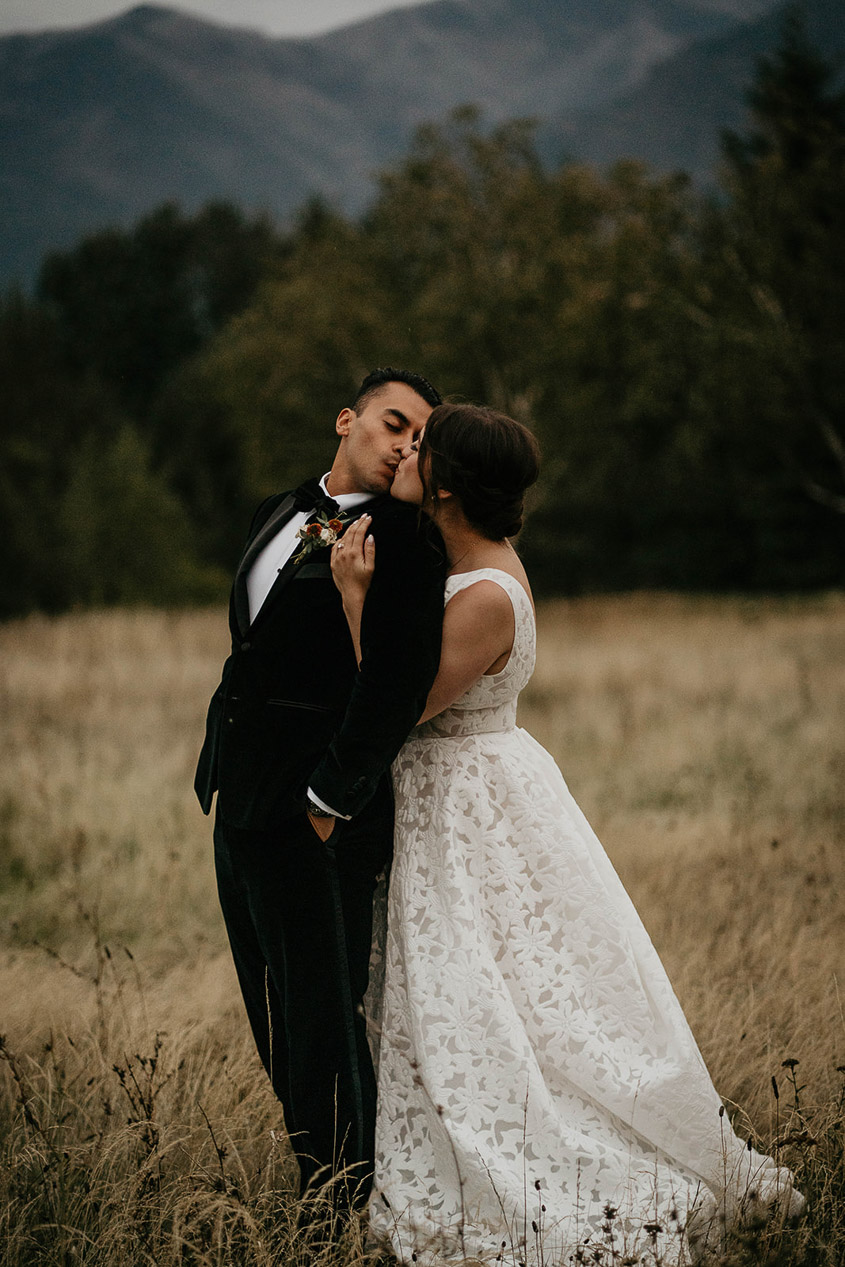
[232,493,297,635]
[249,492,387,634]
[233,490,387,637]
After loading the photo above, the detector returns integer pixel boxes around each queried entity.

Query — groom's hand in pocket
[307,811,336,842]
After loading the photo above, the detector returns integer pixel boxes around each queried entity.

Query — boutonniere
[291,511,350,565]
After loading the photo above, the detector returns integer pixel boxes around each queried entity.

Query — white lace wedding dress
[368,569,800,1266]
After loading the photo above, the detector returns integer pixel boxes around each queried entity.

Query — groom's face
[328,382,433,496]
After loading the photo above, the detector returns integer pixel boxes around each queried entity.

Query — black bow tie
[291,477,341,520]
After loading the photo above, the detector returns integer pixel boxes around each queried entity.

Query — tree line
[2,14,843,616]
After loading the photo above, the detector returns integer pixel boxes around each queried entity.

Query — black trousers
[213,789,392,1204]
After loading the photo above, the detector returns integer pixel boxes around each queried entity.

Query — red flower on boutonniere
[291,510,351,565]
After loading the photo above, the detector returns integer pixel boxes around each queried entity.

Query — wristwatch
[306,797,335,818]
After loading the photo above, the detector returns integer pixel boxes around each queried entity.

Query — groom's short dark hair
[353,367,442,412]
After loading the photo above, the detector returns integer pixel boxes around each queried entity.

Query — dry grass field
[0,594,843,1265]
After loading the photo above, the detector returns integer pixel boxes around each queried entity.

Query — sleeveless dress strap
[441,568,536,698]
[445,567,532,613]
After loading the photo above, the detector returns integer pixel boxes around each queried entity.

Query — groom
[195,368,446,1205]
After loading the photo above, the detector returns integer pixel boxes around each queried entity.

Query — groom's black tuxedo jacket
[195,487,445,830]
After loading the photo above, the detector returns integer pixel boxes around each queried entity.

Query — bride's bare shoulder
[447,576,514,615]
[453,558,534,613]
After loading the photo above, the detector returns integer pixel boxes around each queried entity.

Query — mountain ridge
[553,0,845,179]
[3,0,837,285]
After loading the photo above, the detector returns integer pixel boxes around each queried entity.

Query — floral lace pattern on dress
[369,569,792,1266]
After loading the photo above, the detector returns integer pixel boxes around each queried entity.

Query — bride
[331,402,803,1266]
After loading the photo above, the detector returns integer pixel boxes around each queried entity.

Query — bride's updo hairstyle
[419,403,540,540]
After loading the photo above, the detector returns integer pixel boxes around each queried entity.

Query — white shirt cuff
[306,787,351,820]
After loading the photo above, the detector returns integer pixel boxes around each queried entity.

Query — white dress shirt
[246,476,372,623]
[246,475,373,819]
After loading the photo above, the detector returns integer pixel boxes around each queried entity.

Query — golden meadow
[1,594,843,1265]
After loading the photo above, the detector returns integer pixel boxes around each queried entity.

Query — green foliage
[0,290,218,615]
[1,17,843,615]
[57,425,221,606]
[715,8,845,524]
[0,289,116,615]
[365,108,556,407]
[37,201,286,419]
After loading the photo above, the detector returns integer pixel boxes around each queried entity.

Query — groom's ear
[335,407,355,438]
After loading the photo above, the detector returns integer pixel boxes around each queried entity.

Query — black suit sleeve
[307,504,445,818]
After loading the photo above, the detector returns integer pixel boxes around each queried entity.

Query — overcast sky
[0,0,431,38]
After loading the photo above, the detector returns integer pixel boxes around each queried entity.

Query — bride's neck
[436,508,509,575]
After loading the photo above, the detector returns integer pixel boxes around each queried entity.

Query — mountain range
[1,0,842,285]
